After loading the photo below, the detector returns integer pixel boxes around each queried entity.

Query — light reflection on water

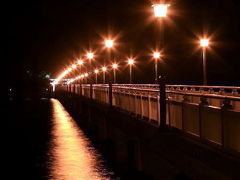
[49,99,114,180]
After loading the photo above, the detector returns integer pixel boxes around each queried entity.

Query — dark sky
[3,0,240,86]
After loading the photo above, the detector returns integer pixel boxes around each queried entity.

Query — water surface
[3,98,115,180]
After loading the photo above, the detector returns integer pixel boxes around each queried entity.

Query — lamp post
[152,3,169,77]
[128,59,134,84]
[200,39,209,85]
[71,64,77,81]
[84,73,89,84]
[94,69,99,84]
[105,39,114,83]
[112,63,118,84]
[77,59,83,83]
[81,74,84,84]
[87,52,94,70]
[153,52,161,83]
[87,52,94,84]
[77,59,83,72]
[102,67,107,84]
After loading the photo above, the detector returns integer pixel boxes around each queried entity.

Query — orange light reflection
[49,99,112,180]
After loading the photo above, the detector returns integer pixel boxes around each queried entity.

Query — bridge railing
[59,84,240,154]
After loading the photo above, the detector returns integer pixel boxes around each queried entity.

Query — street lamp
[87,52,94,59]
[153,52,161,83]
[87,52,94,84]
[87,52,94,70]
[128,59,134,84]
[105,40,114,48]
[105,40,114,63]
[152,3,169,80]
[87,52,94,68]
[152,3,169,18]
[67,67,72,72]
[105,39,115,83]
[72,64,77,69]
[102,66,107,84]
[77,59,83,65]
[200,38,209,85]
[94,69,99,84]
[112,63,118,84]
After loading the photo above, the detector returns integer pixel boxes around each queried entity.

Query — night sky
[3,0,240,87]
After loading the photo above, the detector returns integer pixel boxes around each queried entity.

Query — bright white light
[112,63,118,69]
[72,64,77,69]
[87,52,94,59]
[152,4,169,17]
[102,67,107,72]
[77,60,83,65]
[105,40,114,48]
[67,79,74,85]
[128,59,134,65]
[94,69,99,74]
[84,73,89,77]
[200,39,209,47]
[153,52,160,59]
[68,68,72,72]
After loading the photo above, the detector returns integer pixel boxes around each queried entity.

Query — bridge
[54,81,240,179]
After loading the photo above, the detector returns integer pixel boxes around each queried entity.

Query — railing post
[199,96,208,139]
[221,99,233,148]
[80,83,82,96]
[109,83,113,107]
[159,76,167,130]
[90,83,93,100]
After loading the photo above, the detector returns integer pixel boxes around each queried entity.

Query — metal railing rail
[59,83,240,154]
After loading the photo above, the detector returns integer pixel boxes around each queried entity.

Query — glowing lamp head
[112,63,118,69]
[94,69,99,74]
[72,64,77,69]
[128,59,134,65]
[200,39,209,47]
[153,52,160,59]
[84,73,89,77]
[68,67,72,72]
[152,4,169,18]
[77,60,83,65]
[87,52,94,59]
[105,40,114,48]
[102,67,107,72]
